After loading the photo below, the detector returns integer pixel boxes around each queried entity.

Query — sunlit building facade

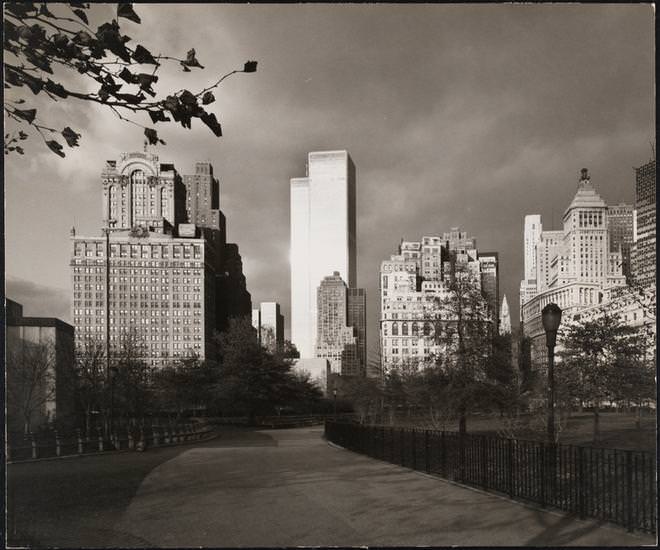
[290,150,357,358]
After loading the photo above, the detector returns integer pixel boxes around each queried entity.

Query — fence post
[508,438,514,497]
[31,433,37,459]
[98,430,104,452]
[540,442,546,508]
[77,429,83,454]
[625,450,633,532]
[480,435,487,489]
[578,446,585,519]
[425,430,430,474]
[153,428,159,446]
[441,431,446,478]
[55,430,61,457]
[128,431,134,450]
[412,429,417,470]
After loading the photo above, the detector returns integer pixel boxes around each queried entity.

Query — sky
[5,3,655,360]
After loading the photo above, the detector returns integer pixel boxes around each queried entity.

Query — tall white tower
[499,294,511,335]
[523,214,542,280]
[290,151,356,358]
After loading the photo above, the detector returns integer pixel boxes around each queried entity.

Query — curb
[7,431,217,465]
[325,438,655,543]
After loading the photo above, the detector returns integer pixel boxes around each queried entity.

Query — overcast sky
[5,4,654,358]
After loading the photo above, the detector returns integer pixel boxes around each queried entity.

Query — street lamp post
[541,303,562,444]
[333,388,338,420]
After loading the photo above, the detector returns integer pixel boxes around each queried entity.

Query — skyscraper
[290,151,357,358]
[520,168,626,367]
[607,203,634,282]
[252,302,284,353]
[71,151,250,368]
[347,287,367,375]
[632,159,656,289]
[499,295,511,335]
[519,214,542,322]
[315,272,359,376]
[478,252,499,324]
[379,229,494,372]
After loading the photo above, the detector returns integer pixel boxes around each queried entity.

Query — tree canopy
[4,2,257,157]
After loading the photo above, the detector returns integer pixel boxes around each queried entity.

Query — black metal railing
[325,421,656,534]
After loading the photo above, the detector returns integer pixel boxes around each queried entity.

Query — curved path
[7,426,653,547]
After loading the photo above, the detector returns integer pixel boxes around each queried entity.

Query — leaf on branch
[115,92,145,104]
[137,73,158,95]
[243,60,258,73]
[71,8,89,24]
[15,146,25,155]
[4,20,19,42]
[119,67,139,84]
[179,89,198,106]
[201,112,222,137]
[133,44,158,65]
[144,128,165,145]
[202,91,215,105]
[51,33,70,49]
[148,110,170,124]
[19,131,29,140]
[5,3,36,18]
[181,65,191,73]
[14,108,37,124]
[5,67,22,87]
[62,127,81,147]
[163,95,180,112]
[182,48,204,69]
[22,73,45,95]
[97,21,131,62]
[117,3,142,24]
[45,80,68,98]
[46,140,66,158]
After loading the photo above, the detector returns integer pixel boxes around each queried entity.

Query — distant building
[520,169,627,367]
[252,302,284,353]
[315,272,360,377]
[347,288,367,376]
[71,151,250,369]
[6,299,75,432]
[478,252,499,325]
[632,159,656,290]
[519,214,542,322]
[379,229,494,372]
[607,203,634,282]
[290,151,357,358]
[499,295,511,335]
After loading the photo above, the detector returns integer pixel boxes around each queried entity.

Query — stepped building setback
[71,151,251,368]
[379,228,497,372]
[519,169,627,367]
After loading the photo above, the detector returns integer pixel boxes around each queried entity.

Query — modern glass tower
[290,151,356,358]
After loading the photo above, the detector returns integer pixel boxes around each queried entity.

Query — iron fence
[325,421,656,534]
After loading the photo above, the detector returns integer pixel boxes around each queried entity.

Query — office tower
[315,272,359,376]
[519,215,542,322]
[71,151,250,369]
[379,229,493,372]
[607,203,634,282]
[499,295,511,335]
[632,159,656,289]
[478,252,499,324]
[252,302,284,353]
[347,288,367,376]
[290,151,357,358]
[520,169,626,367]
[6,299,75,432]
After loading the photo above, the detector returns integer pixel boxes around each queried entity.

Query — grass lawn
[387,411,656,452]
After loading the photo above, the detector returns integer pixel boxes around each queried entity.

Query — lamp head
[541,303,562,348]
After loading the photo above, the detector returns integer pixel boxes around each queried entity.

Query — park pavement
[7,426,656,547]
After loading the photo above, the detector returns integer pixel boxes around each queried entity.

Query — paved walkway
[7,426,655,547]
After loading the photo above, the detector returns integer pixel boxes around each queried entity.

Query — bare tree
[74,336,108,437]
[6,339,57,434]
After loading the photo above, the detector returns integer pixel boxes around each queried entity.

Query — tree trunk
[593,408,600,443]
[458,405,467,435]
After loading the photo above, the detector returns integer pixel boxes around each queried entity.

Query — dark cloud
[5,4,653,359]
